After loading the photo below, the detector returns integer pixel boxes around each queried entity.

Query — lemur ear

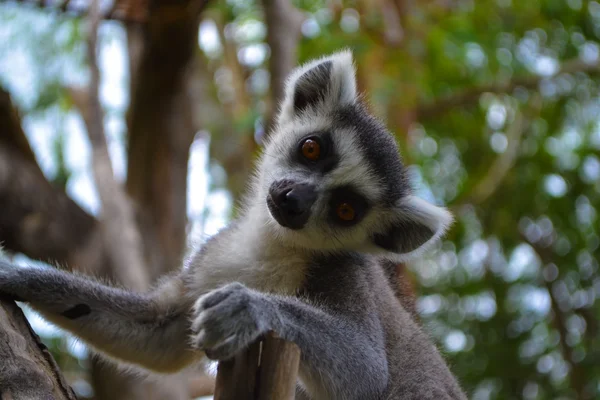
[371,196,453,261]
[277,50,357,124]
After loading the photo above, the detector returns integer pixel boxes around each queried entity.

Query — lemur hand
[191,282,282,360]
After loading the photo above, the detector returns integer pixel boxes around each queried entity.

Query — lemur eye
[301,138,321,161]
[336,203,356,221]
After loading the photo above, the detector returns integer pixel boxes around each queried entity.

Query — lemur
[0,51,466,399]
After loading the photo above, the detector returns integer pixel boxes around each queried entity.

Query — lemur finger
[192,287,252,333]
[192,302,237,336]
[191,329,207,349]
[195,282,247,311]
[194,289,232,312]
[191,301,251,339]
[203,334,241,361]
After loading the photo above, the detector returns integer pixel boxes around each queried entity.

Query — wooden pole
[256,333,301,400]
[213,340,261,400]
[213,332,300,400]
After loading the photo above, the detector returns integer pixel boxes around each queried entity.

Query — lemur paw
[191,282,278,361]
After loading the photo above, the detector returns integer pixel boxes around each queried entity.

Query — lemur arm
[271,295,389,399]
[0,260,200,372]
[192,282,388,400]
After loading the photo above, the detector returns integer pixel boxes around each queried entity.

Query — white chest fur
[185,221,309,297]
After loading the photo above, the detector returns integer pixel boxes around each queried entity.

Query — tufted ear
[277,50,357,124]
[371,196,453,261]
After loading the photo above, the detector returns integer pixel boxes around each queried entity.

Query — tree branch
[71,0,149,291]
[0,89,104,270]
[0,144,106,271]
[116,3,210,396]
[1,0,209,23]
[0,0,148,22]
[215,13,252,119]
[125,1,206,273]
[387,0,406,44]
[450,108,525,211]
[450,96,542,211]
[0,297,78,400]
[525,236,587,399]
[469,112,525,204]
[261,0,304,137]
[0,90,102,400]
[0,89,41,172]
[417,58,600,119]
[211,0,303,202]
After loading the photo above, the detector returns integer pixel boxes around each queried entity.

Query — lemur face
[257,51,453,261]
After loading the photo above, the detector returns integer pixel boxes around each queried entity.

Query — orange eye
[301,139,321,161]
[336,203,355,221]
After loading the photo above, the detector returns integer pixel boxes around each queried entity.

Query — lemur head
[254,50,452,261]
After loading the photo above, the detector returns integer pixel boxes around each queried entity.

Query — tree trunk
[87,4,211,399]
[0,297,77,400]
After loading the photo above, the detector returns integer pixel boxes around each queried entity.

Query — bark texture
[0,297,77,400]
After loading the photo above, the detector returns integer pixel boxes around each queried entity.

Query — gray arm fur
[188,252,466,400]
[191,282,388,399]
[272,295,389,399]
[0,260,199,372]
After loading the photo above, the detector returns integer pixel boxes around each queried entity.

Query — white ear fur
[371,195,453,262]
[277,50,357,125]
[401,195,453,238]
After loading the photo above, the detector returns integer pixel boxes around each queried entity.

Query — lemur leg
[0,260,200,372]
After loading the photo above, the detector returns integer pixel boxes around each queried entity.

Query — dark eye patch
[328,186,370,227]
[292,131,338,173]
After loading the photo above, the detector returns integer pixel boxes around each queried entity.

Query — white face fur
[251,50,452,262]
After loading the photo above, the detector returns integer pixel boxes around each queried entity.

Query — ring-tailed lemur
[0,51,466,399]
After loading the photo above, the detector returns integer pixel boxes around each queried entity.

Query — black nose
[267,180,317,230]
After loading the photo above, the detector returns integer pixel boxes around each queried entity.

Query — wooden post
[256,333,301,400]
[214,332,300,400]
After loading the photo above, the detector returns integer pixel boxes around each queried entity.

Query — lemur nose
[268,180,317,229]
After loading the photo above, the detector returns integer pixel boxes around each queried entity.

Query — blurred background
[0,0,598,399]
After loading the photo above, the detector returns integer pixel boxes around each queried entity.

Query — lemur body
[0,51,466,399]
